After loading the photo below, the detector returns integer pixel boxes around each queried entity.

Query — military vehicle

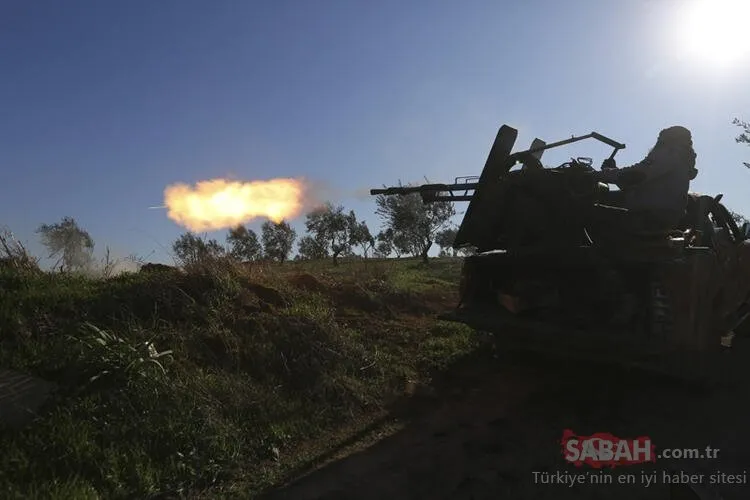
[371,125,750,380]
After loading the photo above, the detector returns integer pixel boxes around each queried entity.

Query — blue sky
[1,0,749,265]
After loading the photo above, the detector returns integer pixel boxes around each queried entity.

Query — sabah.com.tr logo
[561,430,719,468]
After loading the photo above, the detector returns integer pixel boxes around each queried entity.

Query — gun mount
[370,123,750,383]
[371,125,626,250]
[370,129,625,202]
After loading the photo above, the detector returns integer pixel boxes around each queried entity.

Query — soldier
[595,125,698,233]
[592,127,698,324]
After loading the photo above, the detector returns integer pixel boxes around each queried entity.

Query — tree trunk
[331,239,339,266]
[421,241,432,264]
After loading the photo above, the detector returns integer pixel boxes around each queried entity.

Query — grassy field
[0,256,478,499]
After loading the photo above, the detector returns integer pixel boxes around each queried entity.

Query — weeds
[0,228,39,273]
[73,322,173,385]
[0,256,470,498]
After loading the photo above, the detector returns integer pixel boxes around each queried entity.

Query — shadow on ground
[260,346,750,500]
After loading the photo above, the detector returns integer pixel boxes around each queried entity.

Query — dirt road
[261,347,750,500]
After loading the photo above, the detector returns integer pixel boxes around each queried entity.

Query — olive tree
[435,227,458,257]
[297,235,328,260]
[374,190,456,264]
[304,203,359,265]
[261,220,296,263]
[172,232,225,266]
[226,225,262,261]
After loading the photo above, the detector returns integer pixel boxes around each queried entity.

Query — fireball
[164,178,307,232]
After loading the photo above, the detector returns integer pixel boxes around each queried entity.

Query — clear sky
[2,0,749,265]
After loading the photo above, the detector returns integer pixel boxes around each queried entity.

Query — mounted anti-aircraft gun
[371,124,750,383]
[371,126,637,252]
[371,128,625,202]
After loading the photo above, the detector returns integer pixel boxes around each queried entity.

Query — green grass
[0,257,474,498]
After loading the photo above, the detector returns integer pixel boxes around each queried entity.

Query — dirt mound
[139,263,178,273]
[288,273,327,293]
[237,288,263,314]
[380,290,455,316]
[333,284,395,318]
[244,283,290,309]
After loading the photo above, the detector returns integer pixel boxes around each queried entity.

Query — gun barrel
[370,182,478,197]
[369,187,421,196]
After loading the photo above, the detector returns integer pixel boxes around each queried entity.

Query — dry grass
[0,228,40,273]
